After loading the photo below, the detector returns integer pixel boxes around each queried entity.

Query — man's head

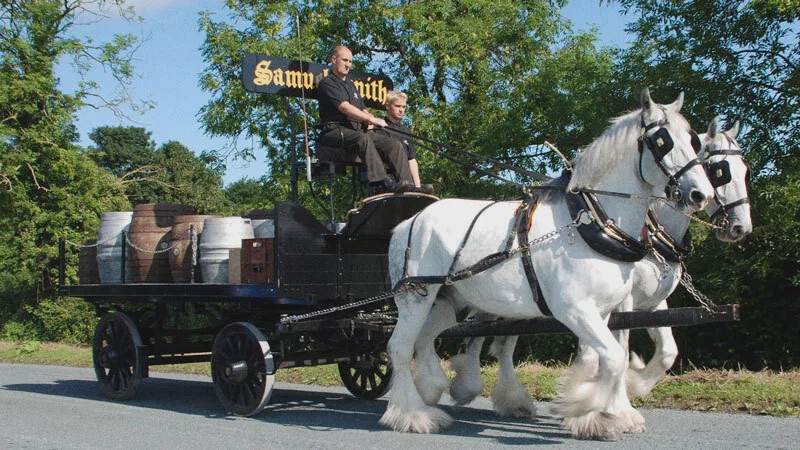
[385,91,407,122]
[331,45,353,79]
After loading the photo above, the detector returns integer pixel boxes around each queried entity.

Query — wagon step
[438,304,739,338]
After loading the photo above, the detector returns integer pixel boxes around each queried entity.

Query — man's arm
[337,101,387,128]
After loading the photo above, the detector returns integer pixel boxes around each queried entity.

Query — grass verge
[1,340,797,417]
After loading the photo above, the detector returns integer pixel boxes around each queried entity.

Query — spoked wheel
[338,348,392,400]
[211,322,275,416]
[92,312,144,400]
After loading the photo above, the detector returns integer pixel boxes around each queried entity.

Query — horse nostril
[732,225,750,238]
[689,190,707,207]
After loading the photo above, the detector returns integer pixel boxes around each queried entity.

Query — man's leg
[337,127,388,183]
[369,132,414,184]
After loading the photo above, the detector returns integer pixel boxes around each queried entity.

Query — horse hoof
[620,409,647,433]
[380,405,453,434]
[563,411,625,441]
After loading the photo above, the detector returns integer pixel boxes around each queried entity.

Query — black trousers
[318,125,412,184]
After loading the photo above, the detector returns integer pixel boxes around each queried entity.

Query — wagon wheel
[211,322,275,416]
[92,312,144,400]
[338,348,392,400]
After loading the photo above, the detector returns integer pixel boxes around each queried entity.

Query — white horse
[447,116,753,420]
[623,116,752,397]
[381,89,714,440]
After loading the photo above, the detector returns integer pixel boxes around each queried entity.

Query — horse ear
[641,87,654,113]
[728,120,740,138]
[667,92,685,112]
[707,116,719,138]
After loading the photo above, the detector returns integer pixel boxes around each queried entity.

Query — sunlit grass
[1,341,797,417]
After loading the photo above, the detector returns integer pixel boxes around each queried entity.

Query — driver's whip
[295,14,312,181]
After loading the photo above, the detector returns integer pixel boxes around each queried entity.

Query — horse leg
[413,298,457,406]
[627,302,677,398]
[380,288,453,433]
[489,336,536,418]
[448,336,486,406]
[552,311,636,441]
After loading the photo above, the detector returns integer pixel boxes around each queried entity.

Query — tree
[611,0,799,175]
[87,126,155,178]
[198,1,622,206]
[87,126,228,212]
[0,0,138,341]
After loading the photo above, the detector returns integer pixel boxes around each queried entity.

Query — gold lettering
[273,68,284,86]
[303,71,314,90]
[370,78,379,102]
[285,70,303,88]
[377,79,386,105]
[253,60,273,86]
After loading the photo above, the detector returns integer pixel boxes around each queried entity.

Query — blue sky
[57,1,633,186]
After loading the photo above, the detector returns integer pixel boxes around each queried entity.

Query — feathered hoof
[491,385,536,418]
[415,372,448,406]
[448,355,483,406]
[619,408,646,433]
[563,411,625,441]
[625,353,660,398]
[379,404,453,434]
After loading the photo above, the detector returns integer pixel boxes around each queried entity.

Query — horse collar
[646,209,692,263]
[565,186,650,263]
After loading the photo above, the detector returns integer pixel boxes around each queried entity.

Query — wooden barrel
[96,211,133,284]
[79,240,100,284]
[128,203,194,283]
[199,217,254,283]
[168,214,216,283]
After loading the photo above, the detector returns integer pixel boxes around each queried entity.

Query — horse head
[638,88,714,212]
[700,117,753,242]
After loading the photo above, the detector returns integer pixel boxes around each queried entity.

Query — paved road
[1,363,797,449]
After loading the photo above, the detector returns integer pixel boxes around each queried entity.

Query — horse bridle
[638,110,704,202]
[703,133,750,230]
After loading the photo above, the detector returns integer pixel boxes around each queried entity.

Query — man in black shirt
[373,90,434,194]
[316,45,412,193]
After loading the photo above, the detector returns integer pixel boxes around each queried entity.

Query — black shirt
[317,72,365,130]
[374,117,416,159]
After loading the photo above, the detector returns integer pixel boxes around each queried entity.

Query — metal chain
[678,261,717,311]
[656,197,723,230]
[649,247,679,281]
[281,219,581,324]
[190,225,198,282]
[125,234,174,254]
[280,283,421,323]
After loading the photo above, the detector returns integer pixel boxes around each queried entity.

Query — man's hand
[369,116,387,128]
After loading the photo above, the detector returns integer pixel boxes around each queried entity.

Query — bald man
[316,45,412,194]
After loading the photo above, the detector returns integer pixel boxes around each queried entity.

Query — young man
[316,45,413,193]
[373,91,434,194]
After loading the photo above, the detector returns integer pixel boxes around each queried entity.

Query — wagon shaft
[438,305,739,338]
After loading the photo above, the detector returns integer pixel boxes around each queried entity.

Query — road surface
[1,363,797,449]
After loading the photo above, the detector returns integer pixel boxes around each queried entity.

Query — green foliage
[199,0,621,206]
[667,152,800,370]
[0,1,136,336]
[87,127,229,213]
[613,0,799,176]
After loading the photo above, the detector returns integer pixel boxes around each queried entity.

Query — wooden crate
[241,238,275,284]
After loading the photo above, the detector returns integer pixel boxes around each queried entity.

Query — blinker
[707,160,732,188]
[647,127,674,161]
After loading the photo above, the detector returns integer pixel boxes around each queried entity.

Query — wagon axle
[221,360,250,384]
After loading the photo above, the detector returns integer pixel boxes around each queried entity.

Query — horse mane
[566,106,691,191]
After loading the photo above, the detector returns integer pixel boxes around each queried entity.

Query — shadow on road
[4,374,570,445]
